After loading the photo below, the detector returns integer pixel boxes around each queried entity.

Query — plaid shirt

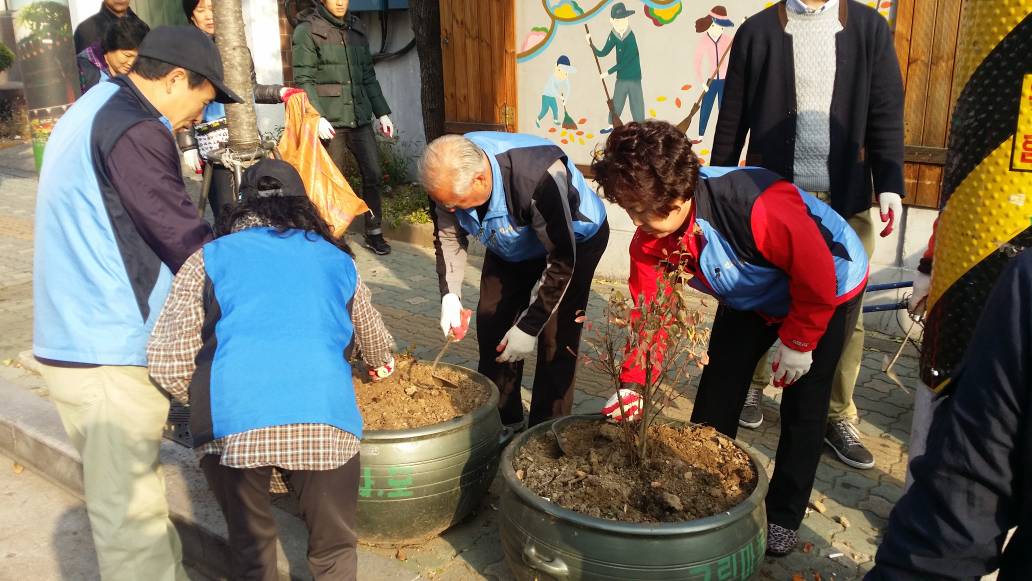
[148,236,394,480]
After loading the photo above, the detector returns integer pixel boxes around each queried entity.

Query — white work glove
[440,293,463,338]
[878,192,903,237]
[367,355,396,382]
[908,271,931,320]
[771,339,813,387]
[183,148,202,174]
[317,117,336,140]
[378,115,395,139]
[602,387,642,423]
[495,326,537,363]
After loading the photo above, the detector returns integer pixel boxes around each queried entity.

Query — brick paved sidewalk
[0,144,921,580]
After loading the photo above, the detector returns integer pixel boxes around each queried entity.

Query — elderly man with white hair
[420,132,609,429]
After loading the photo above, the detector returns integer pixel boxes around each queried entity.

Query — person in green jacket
[589,2,645,133]
[292,0,394,255]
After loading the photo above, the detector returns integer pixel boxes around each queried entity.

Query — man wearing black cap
[33,26,242,580]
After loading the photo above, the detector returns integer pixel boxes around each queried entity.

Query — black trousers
[690,292,863,530]
[325,123,383,235]
[477,221,610,427]
[209,165,237,226]
[200,454,360,581]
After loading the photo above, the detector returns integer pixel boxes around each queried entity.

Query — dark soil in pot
[355,357,490,430]
[513,420,757,523]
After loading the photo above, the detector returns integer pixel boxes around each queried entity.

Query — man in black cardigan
[712,0,904,475]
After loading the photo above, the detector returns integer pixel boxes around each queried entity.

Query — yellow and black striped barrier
[921,2,1032,392]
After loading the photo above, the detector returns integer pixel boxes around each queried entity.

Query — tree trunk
[409,0,445,142]
[212,0,259,151]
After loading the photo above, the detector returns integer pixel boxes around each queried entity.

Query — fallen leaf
[395,549,407,561]
[586,133,594,139]
[681,84,692,91]
[578,117,587,124]
[809,498,828,513]
[792,575,805,581]
[1,359,12,366]
[561,139,569,144]
[12,463,23,474]
[802,542,814,554]
[648,108,657,117]
[516,469,525,481]
[548,127,557,133]
[656,96,667,102]
[576,130,584,136]
[676,97,682,108]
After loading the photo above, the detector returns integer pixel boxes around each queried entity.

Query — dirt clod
[836,516,851,529]
[513,420,757,523]
[660,491,683,512]
[356,358,489,431]
[809,498,828,514]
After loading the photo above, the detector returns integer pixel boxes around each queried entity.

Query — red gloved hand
[451,309,473,341]
[280,87,305,103]
[602,388,643,422]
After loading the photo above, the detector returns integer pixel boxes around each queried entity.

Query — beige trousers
[41,363,187,581]
[750,195,876,422]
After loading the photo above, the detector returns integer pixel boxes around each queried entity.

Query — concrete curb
[0,366,420,581]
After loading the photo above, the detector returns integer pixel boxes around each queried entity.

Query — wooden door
[894,0,965,209]
[439,0,517,134]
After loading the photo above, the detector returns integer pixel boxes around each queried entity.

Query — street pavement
[0,143,922,580]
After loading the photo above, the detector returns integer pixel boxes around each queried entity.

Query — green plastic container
[357,362,513,545]
[498,416,769,580]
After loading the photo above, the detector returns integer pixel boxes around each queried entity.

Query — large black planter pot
[498,416,769,580]
[357,362,513,546]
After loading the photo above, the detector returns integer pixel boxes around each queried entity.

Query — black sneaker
[825,418,875,469]
[766,523,798,556]
[362,233,391,255]
[738,386,764,429]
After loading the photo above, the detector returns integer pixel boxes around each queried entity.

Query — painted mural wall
[516,0,896,166]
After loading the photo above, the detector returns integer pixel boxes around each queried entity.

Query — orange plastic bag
[278,93,368,237]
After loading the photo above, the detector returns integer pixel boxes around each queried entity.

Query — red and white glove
[368,355,395,382]
[878,192,903,237]
[440,294,473,340]
[317,118,336,140]
[183,148,202,174]
[771,339,812,387]
[602,388,643,422]
[279,87,305,103]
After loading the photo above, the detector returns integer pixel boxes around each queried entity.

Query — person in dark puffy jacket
[868,249,1032,580]
[292,0,395,256]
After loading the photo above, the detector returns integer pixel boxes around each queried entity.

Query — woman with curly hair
[592,120,868,556]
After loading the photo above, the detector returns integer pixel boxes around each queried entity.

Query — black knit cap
[239,159,308,200]
[182,0,200,20]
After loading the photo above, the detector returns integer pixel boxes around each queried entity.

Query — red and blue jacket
[620,166,868,384]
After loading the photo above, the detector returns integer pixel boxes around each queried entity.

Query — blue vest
[453,132,606,262]
[203,101,226,123]
[688,166,868,317]
[33,80,176,365]
[191,227,363,445]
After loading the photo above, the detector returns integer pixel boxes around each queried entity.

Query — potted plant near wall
[498,251,769,580]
